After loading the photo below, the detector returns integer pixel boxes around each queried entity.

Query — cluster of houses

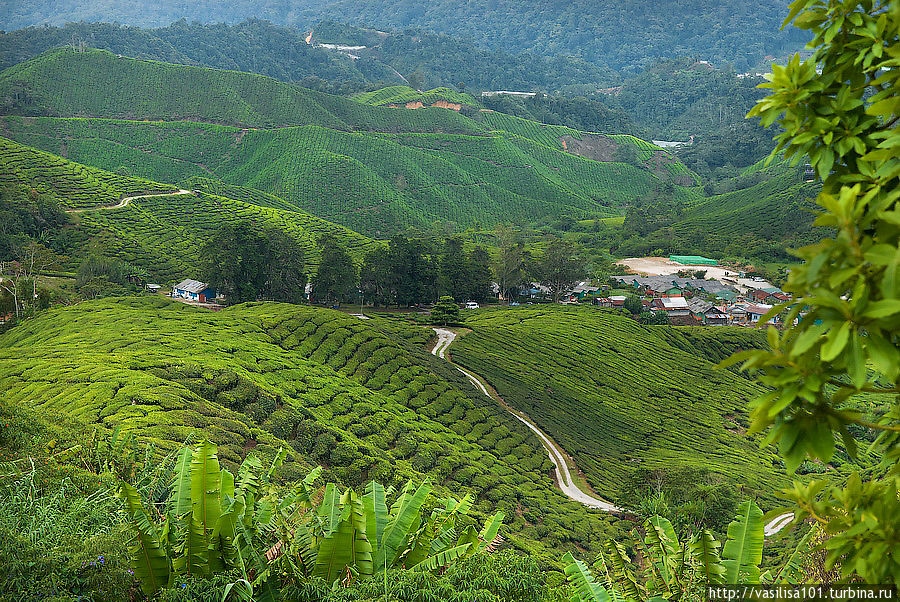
[561,275,792,326]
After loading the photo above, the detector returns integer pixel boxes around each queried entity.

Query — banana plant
[120,441,506,598]
[564,500,810,602]
[278,477,506,584]
[119,441,304,597]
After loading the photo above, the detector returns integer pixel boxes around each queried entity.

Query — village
[158,254,792,328]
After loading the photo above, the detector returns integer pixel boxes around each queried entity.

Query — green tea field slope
[617,170,821,259]
[0,115,699,235]
[0,136,376,278]
[0,134,176,208]
[0,297,628,558]
[450,307,790,502]
[353,85,479,107]
[0,49,703,233]
[0,48,482,133]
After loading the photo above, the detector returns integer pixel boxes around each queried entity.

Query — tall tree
[311,235,357,306]
[360,245,393,307]
[466,246,493,302]
[390,235,435,306]
[493,225,526,303]
[202,221,269,304]
[437,237,468,298]
[538,238,583,303]
[264,231,307,304]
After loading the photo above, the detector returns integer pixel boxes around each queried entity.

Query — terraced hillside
[0,49,702,234]
[0,135,175,208]
[0,114,699,235]
[0,48,481,133]
[450,306,791,502]
[353,86,478,107]
[0,136,376,278]
[617,170,821,260]
[0,297,629,558]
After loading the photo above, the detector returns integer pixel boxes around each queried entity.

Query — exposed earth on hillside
[559,133,617,161]
[618,256,775,294]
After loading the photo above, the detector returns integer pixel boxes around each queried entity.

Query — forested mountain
[0,19,616,94]
[1,0,809,73]
[0,19,783,148]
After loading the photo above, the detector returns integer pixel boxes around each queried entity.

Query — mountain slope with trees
[0,1,808,74]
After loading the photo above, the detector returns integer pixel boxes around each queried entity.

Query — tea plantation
[0,298,630,559]
[0,135,175,208]
[0,48,482,133]
[450,306,792,502]
[353,85,478,107]
[0,48,702,234]
[0,115,697,235]
[0,136,377,278]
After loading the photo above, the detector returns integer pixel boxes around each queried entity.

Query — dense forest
[1,0,809,73]
[0,19,616,95]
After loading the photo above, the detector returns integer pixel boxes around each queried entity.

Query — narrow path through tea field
[66,189,193,213]
[430,327,796,532]
[431,327,619,511]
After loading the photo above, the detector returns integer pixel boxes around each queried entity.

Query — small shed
[172,279,216,302]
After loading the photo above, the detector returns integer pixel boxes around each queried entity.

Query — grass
[0,297,633,560]
[449,305,795,506]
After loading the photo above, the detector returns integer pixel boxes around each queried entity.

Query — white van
[465,301,480,309]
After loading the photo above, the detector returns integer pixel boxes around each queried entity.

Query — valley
[0,1,897,597]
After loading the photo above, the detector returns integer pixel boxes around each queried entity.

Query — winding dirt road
[66,189,193,213]
[430,327,795,532]
[431,328,619,511]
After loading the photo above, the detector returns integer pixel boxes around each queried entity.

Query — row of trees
[202,223,587,307]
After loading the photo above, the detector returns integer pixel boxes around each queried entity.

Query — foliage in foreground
[725,0,900,584]
[120,440,503,598]
[563,501,812,602]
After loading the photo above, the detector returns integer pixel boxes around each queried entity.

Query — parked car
[465,301,480,309]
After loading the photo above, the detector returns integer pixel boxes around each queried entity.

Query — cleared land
[617,256,775,293]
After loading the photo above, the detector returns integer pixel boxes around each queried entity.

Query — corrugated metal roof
[661,297,689,309]
[174,279,210,293]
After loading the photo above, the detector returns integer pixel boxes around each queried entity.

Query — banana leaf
[722,500,764,584]
[562,552,612,602]
[118,482,170,596]
[190,440,223,539]
[691,529,726,585]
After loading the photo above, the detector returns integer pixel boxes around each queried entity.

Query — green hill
[0,136,376,278]
[450,306,790,502]
[0,135,176,208]
[353,86,479,107]
[0,110,700,235]
[0,297,629,559]
[0,2,807,74]
[0,48,481,133]
[616,170,821,260]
